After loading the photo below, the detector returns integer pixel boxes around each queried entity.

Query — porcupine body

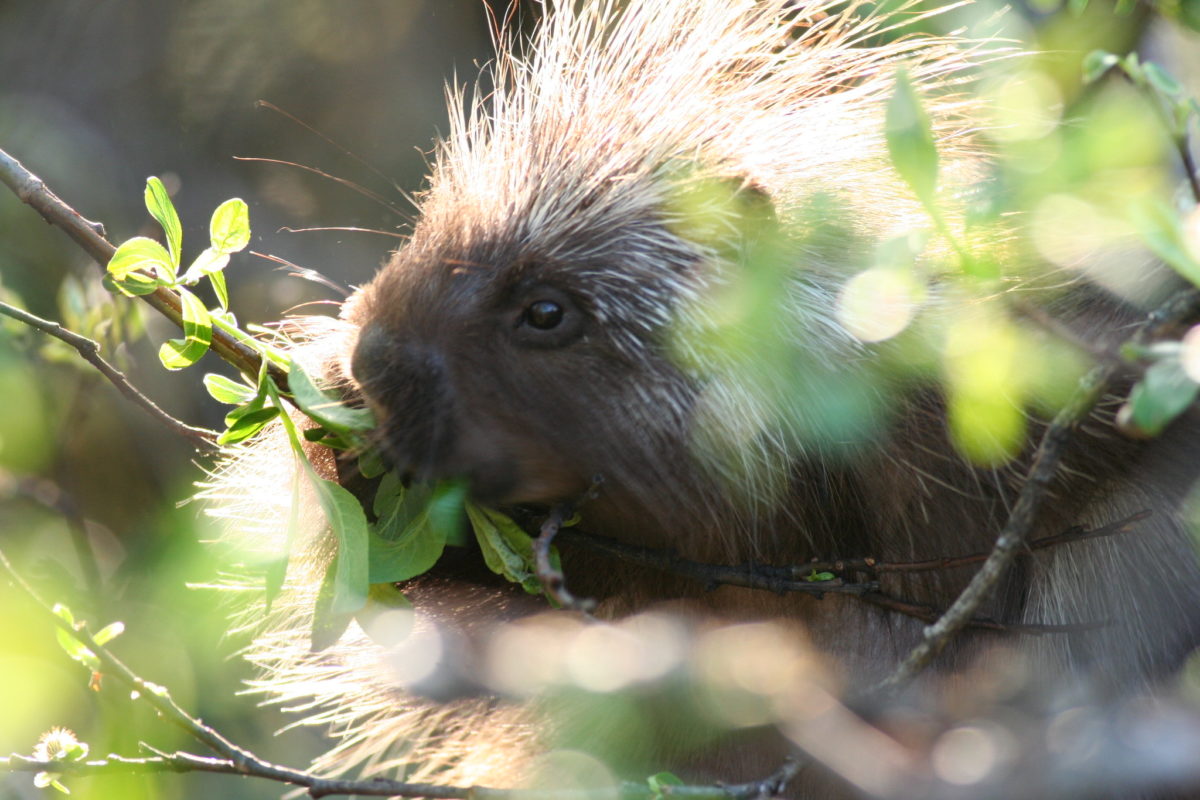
[205,0,1200,794]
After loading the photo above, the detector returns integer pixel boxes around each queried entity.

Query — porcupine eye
[511,286,585,348]
[524,300,563,330]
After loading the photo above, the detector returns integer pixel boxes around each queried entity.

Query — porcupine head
[348,0,985,563]
[208,0,997,789]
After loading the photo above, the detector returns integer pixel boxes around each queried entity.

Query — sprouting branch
[0,749,800,800]
[875,286,1200,696]
[0,145,285,387]
[0,543,796,800]
[0,300,218,450]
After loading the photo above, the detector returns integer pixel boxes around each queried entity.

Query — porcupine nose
[351,324,522,502]
[351,324,458,481]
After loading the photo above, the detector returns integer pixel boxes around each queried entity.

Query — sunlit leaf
[203,373,257,405]
[208,269,229,310]
[886,69,939,206]
[218,405,280,445]
[314,472,370,616]
[158,287,212,370]
[311,552,355,651]
[178,247,230,286]
[105,237,172,296]
[144,176,182,270]
[288,359,374,433]
[1082,50,1118,84]
[209,197,251,254]
[92,622,124,646]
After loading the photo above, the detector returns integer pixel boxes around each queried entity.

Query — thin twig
[1177,132,1200,204]
[0,145,284,387]
[0,543,798,799]
[557,528,878,597]
[874,287,1200,696]
[535,505,596,612]
[0,748,798,800]
[0,301,217,450]
[558,528,1106,633]
[858,591,1107,634]
[801,510,1151,577]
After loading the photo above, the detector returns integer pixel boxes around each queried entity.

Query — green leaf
[1125,358,1199,436]
[288,359,375,433]
[1144,62,1184,97]
[203,373,257,405]
[313,474,371,616]
[1067,0,1089,14]
[1082,50,1118,84]
[311,552,356,651]
[179,247,230,286]
[92,622,124,646]
[218,406,280,445]
[144,177,182,270]
[886,69,939,207]
[106,237,173,296]
[158,287,213,370]
[466,503,545,593]
[1181,0,1200,31]
[262,374,370,643]
[218,363,278,444]
[358,449,387,479]
[648,772,684,799]
[367,477,460,583]
[208,269,230,310]
[51,603,75,626]
[51,605,99,670]
[209,197,251,253]
[1131,200,1200,287]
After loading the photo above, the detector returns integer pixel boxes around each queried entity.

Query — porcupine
[204,0,1200,793]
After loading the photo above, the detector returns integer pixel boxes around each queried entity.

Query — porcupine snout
[350,320,562,506]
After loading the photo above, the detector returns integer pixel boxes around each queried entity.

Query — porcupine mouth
[386,442,586,509]
[465,456,587,508]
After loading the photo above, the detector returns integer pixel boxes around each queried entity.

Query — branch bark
[0,300,218,450]
[0,145,285,387]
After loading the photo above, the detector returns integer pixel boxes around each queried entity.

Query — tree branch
[874,287,1200,696]
[0,301,217,450]
[557,528,879,598]
[0,145,285,387]
[0,543,795,800]
[801,510,1151,577]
